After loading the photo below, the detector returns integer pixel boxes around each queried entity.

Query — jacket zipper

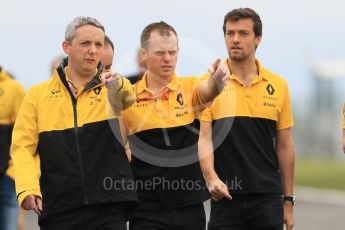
[71,97,89,205]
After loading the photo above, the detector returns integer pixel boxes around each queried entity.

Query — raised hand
[100,71,120,87]
[208,59,230,92]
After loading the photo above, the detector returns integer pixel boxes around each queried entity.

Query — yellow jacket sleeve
[11,86,42,205]
[10,82,25,123]
[107,76,136,115]
[5,80,25,179]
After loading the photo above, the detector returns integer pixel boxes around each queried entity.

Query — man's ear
[139,48,147,61]
[255,36,262,49]
[62,40,70,55]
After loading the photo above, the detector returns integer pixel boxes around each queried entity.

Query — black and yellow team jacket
[121,73,209,210]
[0,67,24,179]
[11,58,138,217]
[200,59,294,195]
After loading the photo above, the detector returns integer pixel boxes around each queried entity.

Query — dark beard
[229,53,247,62]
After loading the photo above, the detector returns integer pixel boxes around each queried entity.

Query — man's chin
[81,67,98,77]
[230,55,246,62]
[161,72,173,79]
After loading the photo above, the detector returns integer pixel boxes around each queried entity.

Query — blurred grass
[295,158,345,191]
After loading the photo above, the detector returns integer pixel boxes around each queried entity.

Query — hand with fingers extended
[208,59,230,92]
[100,71,120,87]
[22,195,42,215]
[206,178,232,201]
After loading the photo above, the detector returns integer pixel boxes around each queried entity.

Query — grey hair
[65,16,105,42]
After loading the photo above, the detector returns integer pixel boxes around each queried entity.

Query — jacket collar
[226,58,270,84]
[56,57,103,92]
[136,72,179,95]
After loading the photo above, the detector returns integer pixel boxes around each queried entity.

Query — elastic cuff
[17,189,42,206]
[117,76,124,92]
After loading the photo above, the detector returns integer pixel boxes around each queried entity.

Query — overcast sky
[1,0,345,111]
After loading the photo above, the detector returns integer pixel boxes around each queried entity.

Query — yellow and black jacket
[0,67,24,178]
[11,58,138,216]
[201,59,294,195]
[121,73,209,210]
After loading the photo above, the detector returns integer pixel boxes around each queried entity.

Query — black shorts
[208,194,284,230]
[129,203,206,230]
[39,203,127,230]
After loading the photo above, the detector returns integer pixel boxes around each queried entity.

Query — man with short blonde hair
[105,21,229,230]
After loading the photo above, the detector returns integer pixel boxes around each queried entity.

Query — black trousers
[129,203,206,230]
[39,203,127,230]
[208,194,284,230]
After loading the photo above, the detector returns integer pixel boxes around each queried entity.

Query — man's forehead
[74,27,104,40]
[74,35,105,42]
[226,18,254,29]
[150,29,175,39]
[147,33,177,49]
[149,42,178,51]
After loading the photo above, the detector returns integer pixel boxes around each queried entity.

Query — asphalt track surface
[25,190,345,230]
